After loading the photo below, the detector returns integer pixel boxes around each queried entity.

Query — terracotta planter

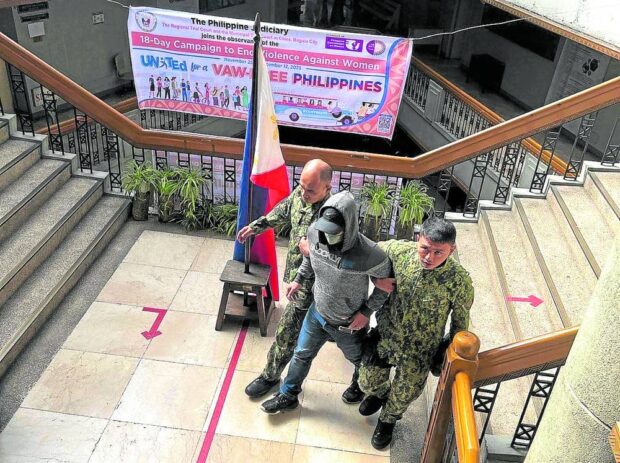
[131,191,150,221]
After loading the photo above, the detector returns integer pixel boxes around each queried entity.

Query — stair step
[0,120,9,145]
[0,195,130,377]
[553,181,618,275]
[0,139,41,192]
[456,221,533,436]
[0,159,71,242]
[516,194,597,326]
[482,209,565,338]
[590,171,620,220]
[0,178,102,307]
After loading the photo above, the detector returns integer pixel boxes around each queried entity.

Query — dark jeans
[280,303,364,398]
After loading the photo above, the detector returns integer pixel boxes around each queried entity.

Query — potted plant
[360,182,393,241]
[154,167,179,223]
[211,203,239,236]
[396,181,434,240]
[176,167,207,231]
[122,161,155,221]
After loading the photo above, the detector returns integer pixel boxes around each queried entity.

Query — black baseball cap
[315,207,345,234]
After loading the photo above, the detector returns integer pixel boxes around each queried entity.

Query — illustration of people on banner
[128,7,412,139]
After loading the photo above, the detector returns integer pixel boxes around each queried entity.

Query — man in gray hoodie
[261,191,392,414]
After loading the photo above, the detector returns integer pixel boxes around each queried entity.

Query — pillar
[525,234,620,462]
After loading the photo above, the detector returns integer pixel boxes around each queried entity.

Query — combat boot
[371,419,395,449]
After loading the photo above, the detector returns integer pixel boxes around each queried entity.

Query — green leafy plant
[122,161,156,195]
[361,182,394,219]
[122,161,156,220]
[360,182,393,240]
[154,168,179,223]
[211,204,239,236]
[176,168,207,231]
[397,181,434,227]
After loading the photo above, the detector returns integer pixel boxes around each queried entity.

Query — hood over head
[317,191,359,252]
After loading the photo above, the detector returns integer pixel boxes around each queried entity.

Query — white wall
[496,0,620,50]
[460,28,563,109]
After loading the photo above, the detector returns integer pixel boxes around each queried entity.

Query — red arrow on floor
[506,295,544,307]
[142,307,168,339]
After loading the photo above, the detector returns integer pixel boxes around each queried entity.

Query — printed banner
[128,7,412,139]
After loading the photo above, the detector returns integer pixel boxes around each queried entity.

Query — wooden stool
[216,259,273,336]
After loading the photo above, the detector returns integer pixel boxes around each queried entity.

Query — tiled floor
[0,231,390,463]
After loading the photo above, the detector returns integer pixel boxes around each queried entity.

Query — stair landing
[0,230,389,463]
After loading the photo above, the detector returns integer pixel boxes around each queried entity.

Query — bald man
[238,160,363,404]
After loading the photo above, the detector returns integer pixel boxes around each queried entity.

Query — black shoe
[359,395,385,416]
[245,376,280,398]
[371,420,395,450]
[260,393,299,414]
[341,381,364,404]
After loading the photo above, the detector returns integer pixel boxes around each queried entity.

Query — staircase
[0,116,130,378]
[408,163,620,462]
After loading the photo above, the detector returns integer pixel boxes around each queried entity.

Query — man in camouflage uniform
[238,159,362,403]
[358,217,474,449]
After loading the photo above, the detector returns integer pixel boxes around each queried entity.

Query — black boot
[245,376,280,398]
[341,381,364,404]
[260,392,299,414]
[371,419,395,450]
[359,395,386,416]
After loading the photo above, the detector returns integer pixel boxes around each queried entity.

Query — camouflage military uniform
[249,186,329,381]
[359,240,474,424]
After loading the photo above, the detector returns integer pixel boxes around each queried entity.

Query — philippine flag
[233,43,290,300]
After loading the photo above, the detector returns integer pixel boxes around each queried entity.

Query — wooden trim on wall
[482,0,620,60]
[1,32,619,178]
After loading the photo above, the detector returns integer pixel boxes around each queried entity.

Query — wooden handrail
[412,57,566,174]
[610,422,620,463]
[421,331,480,463]
[2,32,619,178]
[36,97,138,136]
[474,326,578,386]
[452,372,480,463]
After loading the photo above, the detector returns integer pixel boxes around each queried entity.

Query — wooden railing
[421,327,578,462]
[410,57,568,174]
[2,31,619,180]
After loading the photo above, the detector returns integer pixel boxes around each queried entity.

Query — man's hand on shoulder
[298,236,310,257]
[236,225,255,243]
[347,311,369,331]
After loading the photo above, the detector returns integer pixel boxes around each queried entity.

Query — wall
[460,28,562,109]
[497,0,620,50]
[205,0,288,24]
[3,0,283,109]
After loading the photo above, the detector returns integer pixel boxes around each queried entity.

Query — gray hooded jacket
[294,191,391,326]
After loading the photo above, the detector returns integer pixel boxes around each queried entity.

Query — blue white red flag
[233,44,290,300]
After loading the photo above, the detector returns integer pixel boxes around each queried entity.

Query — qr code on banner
[377,114,393,133]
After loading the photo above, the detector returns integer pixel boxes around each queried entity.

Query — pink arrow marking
[142,307,167,339]
[506,295,544,307]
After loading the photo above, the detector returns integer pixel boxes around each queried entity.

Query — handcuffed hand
[372,277,397,294]
[347,311,369,331]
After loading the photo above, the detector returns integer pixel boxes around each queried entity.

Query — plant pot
[132,192,150,221]
[158,198,174,223]
[396,221,414,240]
[363,215,382,241]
